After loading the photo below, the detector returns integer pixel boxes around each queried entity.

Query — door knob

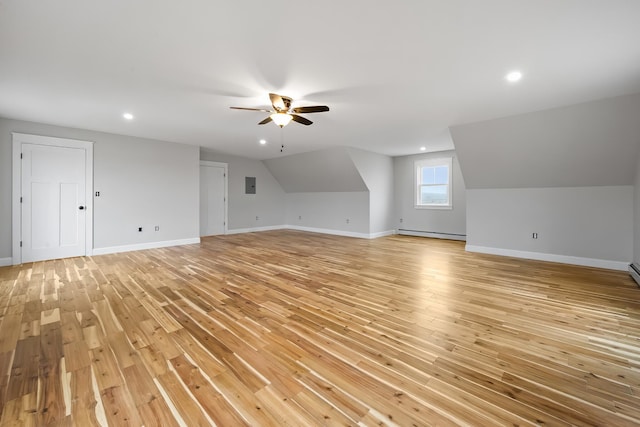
[79,206,85,210]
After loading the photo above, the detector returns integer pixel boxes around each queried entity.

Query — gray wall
[263,147,367,193]
[393,150,466,237]
[264,146,387,236]
[452,93,640,268]
[348,148,394,234]
[200,149,285,231]
[94,133,199,249]
[203,147,376,236]
[0,117,199,257]
[285,192,370,235]
[635,150,640,265]
[451,93,640,189]
[467,186,633,264]
[0,122,10,260]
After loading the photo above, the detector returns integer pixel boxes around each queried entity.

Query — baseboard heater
[629,263,640,287]
[397,229,466,241]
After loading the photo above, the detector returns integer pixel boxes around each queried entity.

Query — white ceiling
[1,0,639,160]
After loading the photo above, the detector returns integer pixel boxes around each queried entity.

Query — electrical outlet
[399,218,403,223]
[532,232,538,239]
[298,215,302,220]
[256,215,259,221]
[155,226,160,231]
[346,218,350,224]
[138,227,143,232]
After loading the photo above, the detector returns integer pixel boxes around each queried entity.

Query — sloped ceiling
[450,93,640,189]
[263,147,367,193]
[1,1,640,159]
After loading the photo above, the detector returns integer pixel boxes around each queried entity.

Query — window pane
[434,166,448,184]
[421,167,435,185]
[420,185,448,204]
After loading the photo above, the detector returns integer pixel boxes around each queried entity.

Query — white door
[200,162,227,236]
[21,143,87,262]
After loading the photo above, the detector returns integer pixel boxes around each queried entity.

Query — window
[415,157,453,209]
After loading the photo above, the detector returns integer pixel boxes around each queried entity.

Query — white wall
[393,150,466,238]
[466,186,633,269]
[200,149,285,231]
[0,117,200,259]
[348,148,394,235]
[285,192,370,236]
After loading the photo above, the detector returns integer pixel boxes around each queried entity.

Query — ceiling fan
[230,93,329,128]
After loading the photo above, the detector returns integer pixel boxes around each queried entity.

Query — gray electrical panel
[245,177,256,194]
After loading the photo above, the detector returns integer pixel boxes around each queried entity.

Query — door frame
[12,133,94,265]
[199,160,228,236]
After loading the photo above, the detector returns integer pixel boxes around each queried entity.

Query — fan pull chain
[280,127,284,153]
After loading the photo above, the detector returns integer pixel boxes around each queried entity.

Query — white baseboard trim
[285,225,370,239]
[92,238,201,256]
[465,244,629,271]
[369,230,396,239]
[225,225,393,239]
[226,225,287,235]
[0,257,12,267]
[286,225,394,239]
[398,229,466,241]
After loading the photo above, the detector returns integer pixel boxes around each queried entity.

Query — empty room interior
[1,1,640,426]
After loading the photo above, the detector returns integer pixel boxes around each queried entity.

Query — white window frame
[414,157,453,209]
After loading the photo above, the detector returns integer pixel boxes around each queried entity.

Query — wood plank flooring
[1,230,639,426]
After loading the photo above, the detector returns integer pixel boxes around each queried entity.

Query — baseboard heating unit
[629,263,640,287]
[397,229,466,241]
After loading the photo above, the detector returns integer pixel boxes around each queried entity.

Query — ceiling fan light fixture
[231,93,328,128]
[505,70,522,82]
[271,113,293,128]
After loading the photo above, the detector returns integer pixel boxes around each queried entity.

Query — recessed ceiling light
[123,112,134,120]
[505,71,522,82]
[420,146,426,151]
[259,139,267,145]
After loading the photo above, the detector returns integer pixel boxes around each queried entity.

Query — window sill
[414,205,453,210]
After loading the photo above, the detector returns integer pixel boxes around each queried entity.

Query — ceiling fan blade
[291,114,313,126]
[230,107,273,113]
[258,116,273,125]
[292,105,330,114]
[269,93,286,112]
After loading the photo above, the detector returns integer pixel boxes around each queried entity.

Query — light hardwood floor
[1,231,639,426]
